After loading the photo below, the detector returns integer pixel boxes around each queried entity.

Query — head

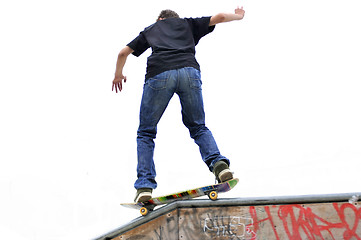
[157,9,179,21]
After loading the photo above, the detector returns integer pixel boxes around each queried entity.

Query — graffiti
[118,201,361,240]
[250,202,361,240]
[202,216,255,239]
[178,208,238,239]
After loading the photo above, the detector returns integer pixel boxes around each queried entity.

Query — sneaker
[213,161,233,183]
[134,188,153,203]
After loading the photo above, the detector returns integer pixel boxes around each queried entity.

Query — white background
[1,0,360,239]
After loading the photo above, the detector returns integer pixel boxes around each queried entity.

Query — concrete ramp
[96,192,361,240]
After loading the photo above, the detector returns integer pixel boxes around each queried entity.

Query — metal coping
[94,192,360,240]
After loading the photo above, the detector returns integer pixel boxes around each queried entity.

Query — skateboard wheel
[209,191,218,201]
[140,207,148,216]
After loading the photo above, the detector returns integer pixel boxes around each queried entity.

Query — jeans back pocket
[186,68,202,90]
[145,72,169,90]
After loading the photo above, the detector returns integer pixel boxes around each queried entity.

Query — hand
[235,6,245,19]
[112,74,127,93]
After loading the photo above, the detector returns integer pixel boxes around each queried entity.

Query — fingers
[112,80,123,93]
[112,76,126,93]
[116,82,122,93]
[235,5,245,18]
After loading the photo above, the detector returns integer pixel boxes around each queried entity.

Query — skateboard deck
[120,178,239,216]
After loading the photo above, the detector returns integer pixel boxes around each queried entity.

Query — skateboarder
[113,7,245,203]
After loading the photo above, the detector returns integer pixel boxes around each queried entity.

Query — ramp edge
[94,192,360,240]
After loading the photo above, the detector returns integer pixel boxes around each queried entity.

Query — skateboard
[120,178,239,216]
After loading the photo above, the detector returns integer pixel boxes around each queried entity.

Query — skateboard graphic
[120,178,239,216]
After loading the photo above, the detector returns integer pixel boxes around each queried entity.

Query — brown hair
[157,9,180,21]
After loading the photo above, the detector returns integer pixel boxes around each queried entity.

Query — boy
[113,7,245,203]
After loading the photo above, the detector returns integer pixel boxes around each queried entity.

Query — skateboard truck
[139,204,155,216]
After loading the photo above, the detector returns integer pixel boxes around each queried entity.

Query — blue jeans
[134,67,229,190]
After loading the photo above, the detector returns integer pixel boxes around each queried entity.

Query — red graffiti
[250,206,281,239]
[249,202,361,240]
[245,224,257,240]
[333,203,361,239]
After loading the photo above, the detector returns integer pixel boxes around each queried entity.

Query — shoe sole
[219,169,233,182]
[135,192,152,203]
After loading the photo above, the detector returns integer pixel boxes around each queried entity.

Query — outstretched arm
[112,46,134,93]
[209,6,245,26]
